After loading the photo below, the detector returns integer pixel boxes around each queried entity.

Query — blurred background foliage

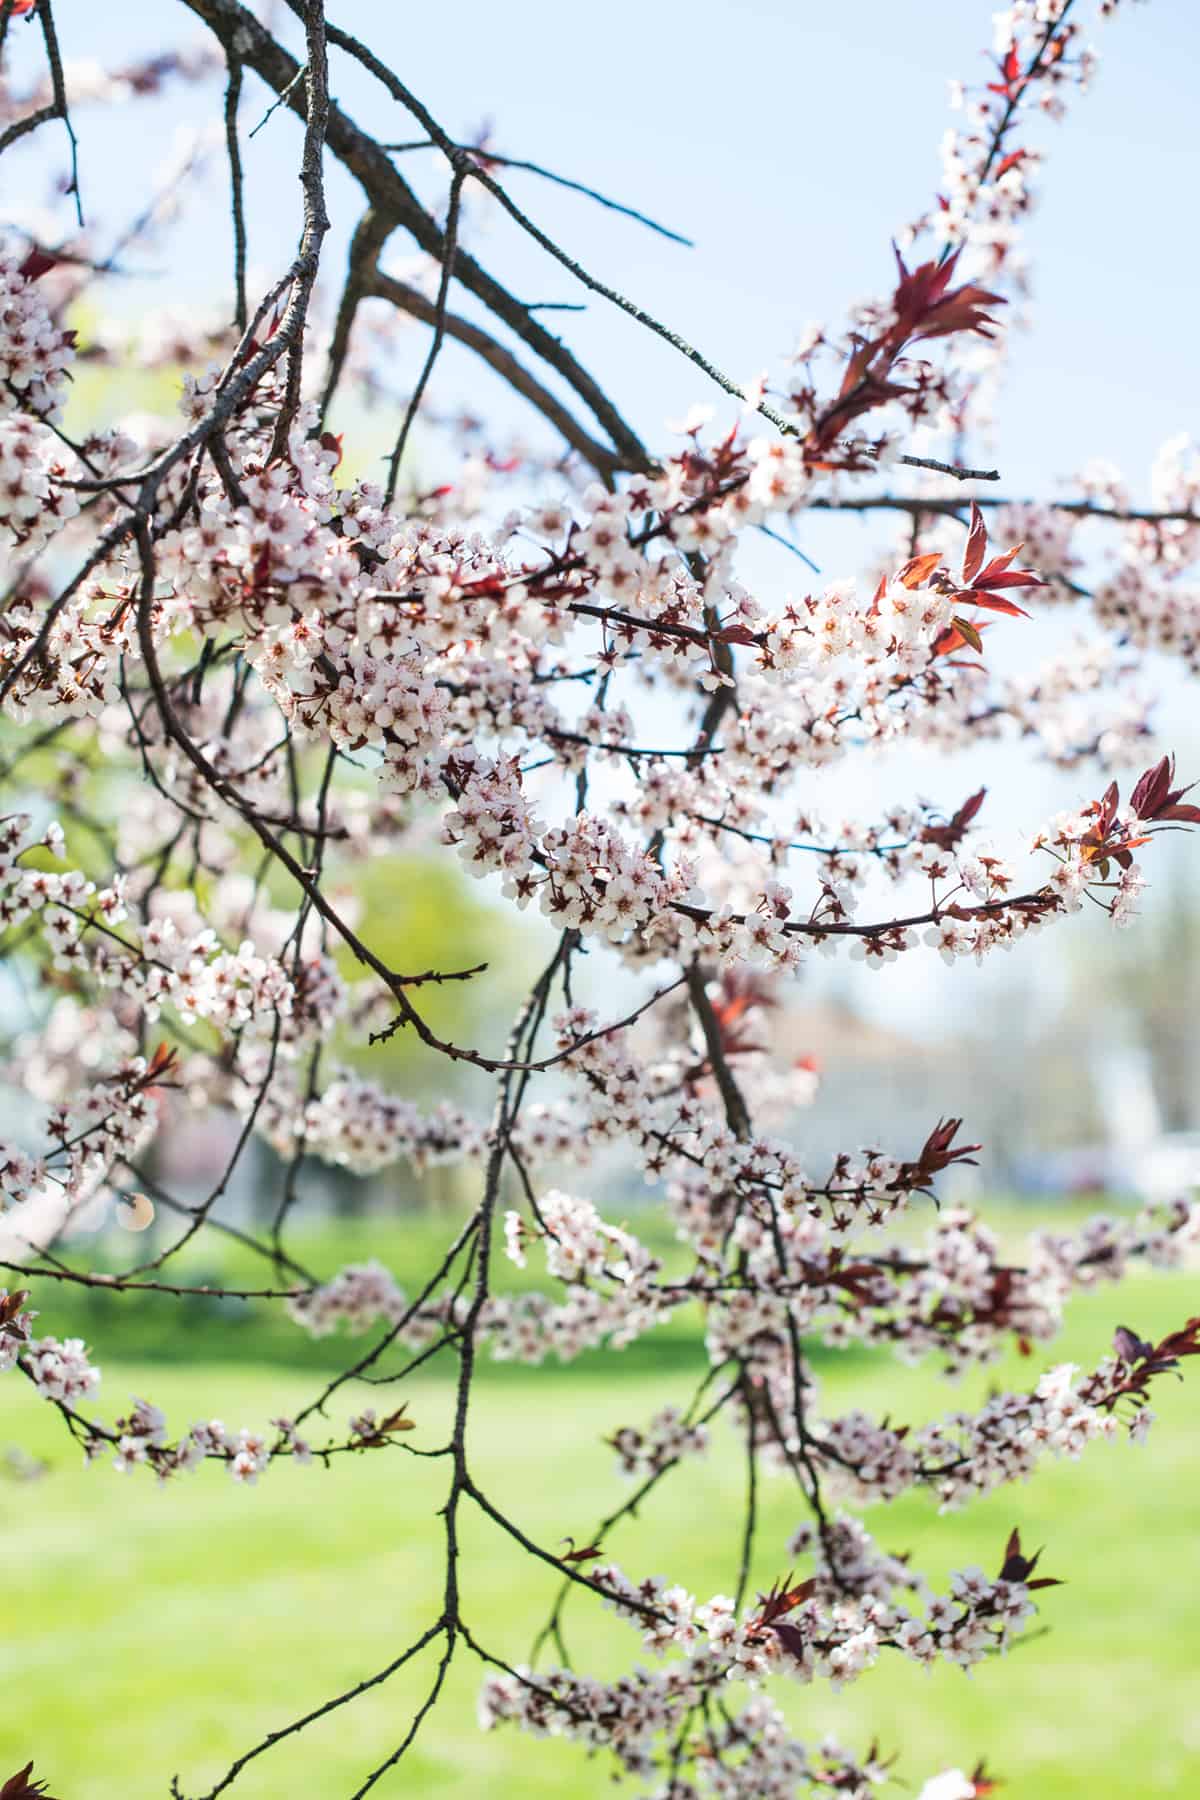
[0,1239,1193,1800]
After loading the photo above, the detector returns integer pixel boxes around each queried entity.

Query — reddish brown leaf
[897,551,943,590]
[378,1408,416,1433]
[145,1041,180,1082]
[970,1757,1003,1797]
[971,544,1044,591]
[961,593,1031,619]
[920,787,987,854]
[962,501,988,585]
[0,1288,29,1327]
[896,1117,982,1191]
[747,1572,818,1642]
[891,247,1006,344]
[932,624,968,659]
[974,568,1043,591]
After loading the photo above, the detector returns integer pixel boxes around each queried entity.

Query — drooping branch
[1,7,1197,1800]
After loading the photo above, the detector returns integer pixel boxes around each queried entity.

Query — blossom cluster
[479,1530,1048,1785]
[607,1405,711,1480]
[0,248,75,420]
[0,1295,420,1486]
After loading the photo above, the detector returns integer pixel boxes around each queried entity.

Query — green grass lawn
[0,1219,1197,1798]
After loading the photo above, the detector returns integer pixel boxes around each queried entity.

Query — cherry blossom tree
[1,1,1198,1795]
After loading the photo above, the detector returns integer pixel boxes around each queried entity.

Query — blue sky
[7,0,1196,493]
[5,0,1199,1036]
[6,0,1191,496]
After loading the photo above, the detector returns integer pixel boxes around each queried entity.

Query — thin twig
[382,138,695,245]
[37,0,82,226]
[247,60,307,138]
[384,164,464,505]
[223,54,248,331]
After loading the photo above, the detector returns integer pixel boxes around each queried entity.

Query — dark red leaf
[1129,753,1200,823]
[920,787,986,853]
[1114,1325,1153,1364]
[890,247,1005,345]
[0,1764,59,1800]
[561,1541,603,1564]
[1129,755,1169,819]
[17,248,56,281]
[770,1620,809,1660]
[997,1527,1059,1587]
